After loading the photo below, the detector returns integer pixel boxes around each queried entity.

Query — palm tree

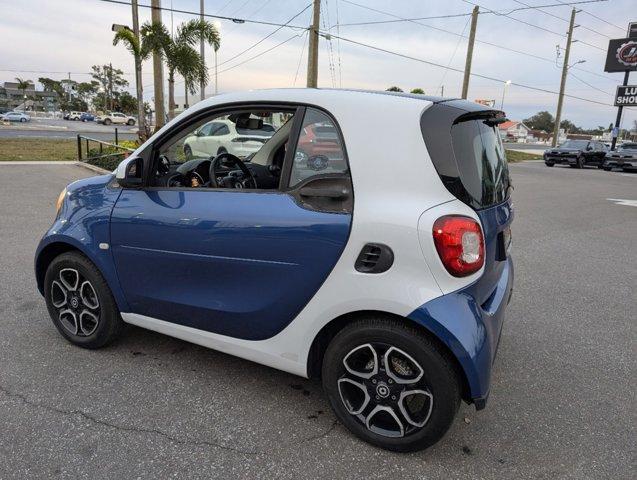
[113,28,149,139]
[14,77,33,109]
[142,19,220,120]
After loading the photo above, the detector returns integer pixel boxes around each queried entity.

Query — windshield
[449,119,511,208]
[559,140,589,149]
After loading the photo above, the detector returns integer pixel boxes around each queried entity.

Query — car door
[109,105,353,341]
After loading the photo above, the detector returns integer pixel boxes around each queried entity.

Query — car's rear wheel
[20,118,26,123]
[104,119,112,126]
[545,162,554,167]
[184,144,193,159]
[127,119,135,126]
[44,252,123,349]
[322,318,461,452]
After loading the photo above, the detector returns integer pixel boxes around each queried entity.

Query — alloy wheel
[50,268,100,337]
[337,343,433,438]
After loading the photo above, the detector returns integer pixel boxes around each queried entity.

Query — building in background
[0,82,58,112]
[498,120,532,143]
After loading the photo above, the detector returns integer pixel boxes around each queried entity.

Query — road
[0,162,634,479]
[0,117,138,141]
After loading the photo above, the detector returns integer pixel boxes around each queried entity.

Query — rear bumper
[408,256,514,408]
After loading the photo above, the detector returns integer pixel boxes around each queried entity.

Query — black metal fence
[76,128,136,171]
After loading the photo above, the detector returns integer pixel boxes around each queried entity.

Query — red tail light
[432,215,485,277]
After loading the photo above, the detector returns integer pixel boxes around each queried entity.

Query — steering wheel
[208,152,257,189]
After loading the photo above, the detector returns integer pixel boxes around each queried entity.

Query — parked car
[183,118,275,159]
[96,112,136,126]
[80,112,96,122]
[0,106,11,115]
[65,111,83,121]
[603,142,637,172]
[543,139,608,168]
[35,90,514,452]
[1,111,31,122]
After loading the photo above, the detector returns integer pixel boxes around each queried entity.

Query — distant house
[498,120,532,143]
[0,82,59,112]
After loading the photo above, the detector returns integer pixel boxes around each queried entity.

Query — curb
[75,161,111,174]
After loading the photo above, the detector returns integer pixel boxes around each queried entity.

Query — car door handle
[298,186,349,199]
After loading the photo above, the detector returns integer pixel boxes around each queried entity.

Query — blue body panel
[409,199,514,403]
[109,189,351,340]
[34,174,129,311]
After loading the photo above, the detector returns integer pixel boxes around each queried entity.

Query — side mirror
[586,145,593,151]
[116,156,143,188]
[196,129,204,137]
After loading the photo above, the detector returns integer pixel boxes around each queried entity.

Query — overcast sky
[0,0,635,129]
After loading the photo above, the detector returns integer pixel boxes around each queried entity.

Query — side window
[151,109,295,190]
[289,108,347,187]
[215,124,230,136]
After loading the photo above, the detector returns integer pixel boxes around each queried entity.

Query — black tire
[20,118,26,123]
[44,251,124,349]
[597,164,605,169]
[322,317,461,452]
[603,166,612,171]
[183,144,193,159]
[217,147,227,155]
[127,119,135,126]
[104,118,112,126]
[545,162,554,167]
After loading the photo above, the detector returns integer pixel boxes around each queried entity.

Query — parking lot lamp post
[500,80,511,111]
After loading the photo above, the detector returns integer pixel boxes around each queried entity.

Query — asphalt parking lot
[0,162,634,479]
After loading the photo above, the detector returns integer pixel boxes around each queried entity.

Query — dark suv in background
[544,140,608,168]
[603,142,637,172]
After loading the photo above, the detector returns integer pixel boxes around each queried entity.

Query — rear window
[449,119,511,208]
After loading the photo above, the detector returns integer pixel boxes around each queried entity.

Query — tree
[523,111,555,132]
[91,65,128,112]
[113,26,149,139]
[14,77,34,107]
[142,19,220,120]
[114,91,138,114]
[386,86,403,92]
[410,88,425,94]
[559,119,578,134]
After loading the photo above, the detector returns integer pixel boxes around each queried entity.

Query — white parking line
[606,198,637,207]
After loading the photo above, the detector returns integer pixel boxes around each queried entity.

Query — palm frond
[113,29,142,59]
[141,21,172,59]
[176,18,220,51]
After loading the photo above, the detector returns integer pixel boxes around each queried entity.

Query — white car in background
[183,118,275,159]
[96,112,136,126]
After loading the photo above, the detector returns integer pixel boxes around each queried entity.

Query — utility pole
[461,6,479,99]
[199,0,206,101]
[108,62,113,111]
[214,47,218,95]
[441,85,444,97]
[306,0,321,88]
[131,0,146,139]
[552,8,576,147]
[151,0,166,129]
[68,72,72,103]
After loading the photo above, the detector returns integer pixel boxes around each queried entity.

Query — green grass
[0,138,78,161]
[505,149,543,162]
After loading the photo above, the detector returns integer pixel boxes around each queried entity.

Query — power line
[568,71,613,95]
[293,30,309,86]
[323,31,613,107]
[554,0,624,31]
[511,0,611,38]
[338,0,608,27]
[216,4,311,68]
[218,33,305,75]
[437,16,471,95]
[338,0,615,83]
[95,0,307,30]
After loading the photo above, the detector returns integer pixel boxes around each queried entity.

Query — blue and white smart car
[35,89,513,452]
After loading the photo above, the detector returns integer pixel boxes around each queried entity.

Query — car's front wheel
[322,318,461,452]
[104,119,112,126]
[44,252,123,349]
[127,119,135,126]
[20,118,26,123]
[545,161,554,167]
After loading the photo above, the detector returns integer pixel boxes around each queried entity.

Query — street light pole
[500,80,511,110]
[130,0,146,139]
